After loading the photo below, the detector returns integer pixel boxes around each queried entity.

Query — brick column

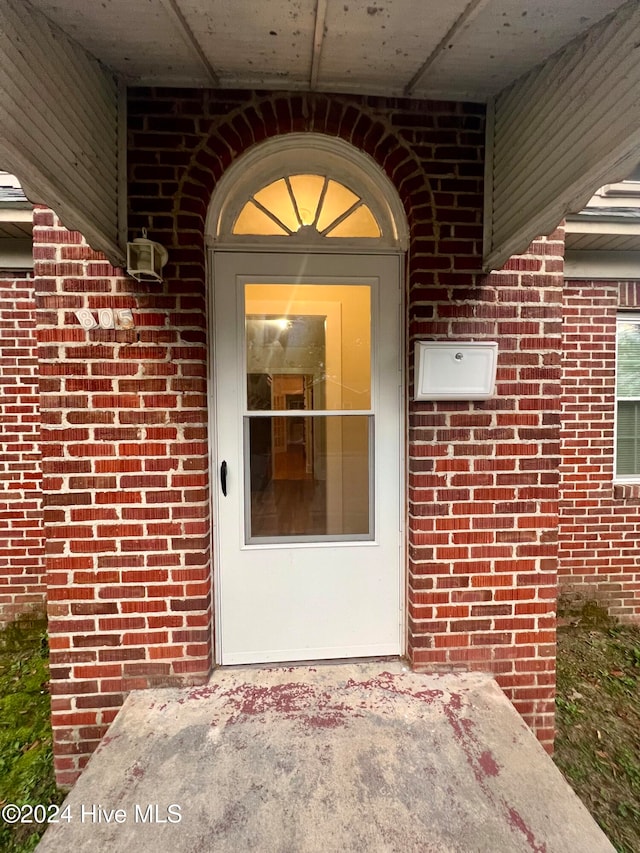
[35,209,212,786]
[407,230,564,751]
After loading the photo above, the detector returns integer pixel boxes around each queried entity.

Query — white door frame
[207,247,407,665]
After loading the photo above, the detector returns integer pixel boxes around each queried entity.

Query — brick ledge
[613,482,640,501]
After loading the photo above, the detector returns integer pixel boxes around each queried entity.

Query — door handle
[220,460,228,496]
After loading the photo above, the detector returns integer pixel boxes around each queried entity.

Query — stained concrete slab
[37,663,614,852]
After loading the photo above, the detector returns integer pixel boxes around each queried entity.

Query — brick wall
[34,207,211,787]
[0,269,45,624]
[41,89,563,784]
[559,279,640,619]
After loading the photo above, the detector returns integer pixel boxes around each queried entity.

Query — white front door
[212,252,403,664]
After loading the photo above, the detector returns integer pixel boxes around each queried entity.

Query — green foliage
[0,616,63,852]
[555,612,640,853]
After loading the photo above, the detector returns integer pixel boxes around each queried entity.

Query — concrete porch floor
[37,662,614,852]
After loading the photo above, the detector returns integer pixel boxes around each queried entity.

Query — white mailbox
[414,341,498,401]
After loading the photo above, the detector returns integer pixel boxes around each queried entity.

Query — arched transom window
[234,174,381,239]
[208,134,408,250]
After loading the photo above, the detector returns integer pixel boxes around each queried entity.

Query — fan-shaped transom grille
[233,174,381,238]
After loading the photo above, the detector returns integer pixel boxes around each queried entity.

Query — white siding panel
[565,250,640,280]
[484,0,640,272]
[0,237,33,268]
[0,0,124,264]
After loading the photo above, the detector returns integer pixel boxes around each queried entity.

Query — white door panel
[212,252,402,664]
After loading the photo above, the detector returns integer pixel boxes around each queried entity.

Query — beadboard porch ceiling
[26,0,627,101]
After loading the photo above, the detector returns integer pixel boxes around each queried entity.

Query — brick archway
[164,92,439,669]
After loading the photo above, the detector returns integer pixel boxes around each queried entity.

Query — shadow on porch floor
[37,662,613,852]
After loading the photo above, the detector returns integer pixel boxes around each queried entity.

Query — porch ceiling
[3,0,640,272]
[25,0,627,101]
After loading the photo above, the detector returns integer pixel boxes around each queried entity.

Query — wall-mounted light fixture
[126,229,168,282]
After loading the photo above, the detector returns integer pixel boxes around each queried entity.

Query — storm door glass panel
[245,284,371,410]
[246,415,371,540]
[244,283,373,543]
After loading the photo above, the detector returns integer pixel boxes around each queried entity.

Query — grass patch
[555,602,640,853]
[0,615,63,853]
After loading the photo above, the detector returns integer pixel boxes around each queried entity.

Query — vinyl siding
[484,0,640,271]
[0,0,124,264]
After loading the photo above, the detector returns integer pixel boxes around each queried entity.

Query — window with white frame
[616,314,640,479]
